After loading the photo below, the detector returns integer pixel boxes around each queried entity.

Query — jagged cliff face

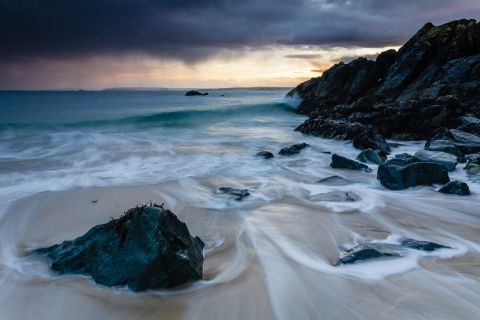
[289,19,480,122]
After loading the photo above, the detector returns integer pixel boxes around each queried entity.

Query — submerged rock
[400,239,450,251]
[278,143,310,156]
[439,181,471,196]
[356,149,386,165]
[413,150,458,171]
[335,244,400,265]
[33,204,204,291]
[336,239,450,265]
[377,159,450,190]
[330,154,372,172]
[218,187,250,201]
[316,175,350,186]
[394,153,417,163]
[185,90,208,96]
[256,151,274,159]
[309,191,360,202]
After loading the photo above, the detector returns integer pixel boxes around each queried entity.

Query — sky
[1,0,479,90]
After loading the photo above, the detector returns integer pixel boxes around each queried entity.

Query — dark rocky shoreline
[287,19,480,190]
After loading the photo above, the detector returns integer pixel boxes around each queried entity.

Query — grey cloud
[0,0,479,63]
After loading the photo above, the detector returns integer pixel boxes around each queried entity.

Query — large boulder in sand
[413,150,458,171]
[377,159,450,190]
[33,204,204,291]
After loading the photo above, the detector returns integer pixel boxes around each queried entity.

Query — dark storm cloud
[1,0,479,63]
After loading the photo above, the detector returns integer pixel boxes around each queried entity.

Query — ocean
[1,89,479,319]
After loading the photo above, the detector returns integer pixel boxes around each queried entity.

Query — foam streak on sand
[0,90,480,319]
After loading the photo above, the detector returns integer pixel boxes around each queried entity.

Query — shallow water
[0,89,479,319]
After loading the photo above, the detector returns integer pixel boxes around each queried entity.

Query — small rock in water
[278,143,310,156]
[335,244,400,266]
[218,187,250,201]
[185,90,208,96]
[400,239,450,251]
[330,154,372,172]
[439,180,471,196]
[316,175,350,186]
[356,149,386,164]
[377,159,450,190]
[414,150,458,171]
[309,191,360,202]
[256,151,274,159]
[32,204,204,291]
[336,238,450,265]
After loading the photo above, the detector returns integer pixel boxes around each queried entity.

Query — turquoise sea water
[0,89,305,201]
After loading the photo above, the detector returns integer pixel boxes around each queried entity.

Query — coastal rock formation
[295,118,390,155]
[439,180,471,195]
[377,159,450,190]
[413,150,458,171]
[289,19,480,142]
[33,204,204,291]
[278,143,310,156]
[425,128,480,159]
[330,154,372,172]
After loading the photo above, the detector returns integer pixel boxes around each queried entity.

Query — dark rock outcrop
[377,159,450,190]
[439,180,471,195]
[185,90,208,96]
[218,187,250,201]
[425,128,480,159]
[356,149,386,165]
[455,115,480,135]
[295,119,390,155]
[33,204,204,291]
[289,19,480,141]
[330,154,372,172]
[256,151,274,159]
[278,143,310,156]
[413,150,458,171]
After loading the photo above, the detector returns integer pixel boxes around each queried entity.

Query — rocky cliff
[289,19,480,140]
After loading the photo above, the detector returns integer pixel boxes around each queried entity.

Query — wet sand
[1,171,479,320]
